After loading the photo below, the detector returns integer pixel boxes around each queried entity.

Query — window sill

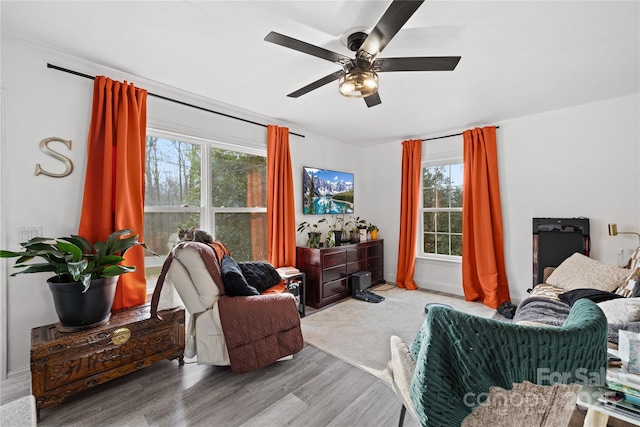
[416,255,462,265]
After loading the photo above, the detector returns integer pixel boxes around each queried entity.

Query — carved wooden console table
[30,304,184,418]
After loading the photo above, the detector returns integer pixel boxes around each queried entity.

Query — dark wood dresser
[30,304,184,418]
[296,239,384,308]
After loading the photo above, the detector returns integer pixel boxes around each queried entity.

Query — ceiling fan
[264,0,461,108]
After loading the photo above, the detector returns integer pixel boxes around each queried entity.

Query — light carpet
[301,286,496,382]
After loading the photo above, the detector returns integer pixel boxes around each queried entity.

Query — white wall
[363,94,640,303]
[501,95,639,301]
[0,38,358,375]
[2,40,91,376]
[359,138,402,284]
[290,135,362,245]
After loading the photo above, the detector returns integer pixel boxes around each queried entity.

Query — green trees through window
[210,147,267,261]
[146,136,201,207]
[144,137,202,260]
[144,135,267,285]
[422,163,463,257]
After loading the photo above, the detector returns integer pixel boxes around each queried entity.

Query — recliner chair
[151,241,303,373]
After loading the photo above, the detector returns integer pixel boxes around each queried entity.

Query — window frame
[418,156,464,262]
[143,127,267,273]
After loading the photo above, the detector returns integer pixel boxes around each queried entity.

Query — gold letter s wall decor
[35,137,74,178]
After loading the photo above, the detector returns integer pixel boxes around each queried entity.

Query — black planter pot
[47,276,118,330]
[333,230,342,246]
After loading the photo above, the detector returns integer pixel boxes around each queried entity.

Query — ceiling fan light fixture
[339,68,379,98]
[266,1,459,107]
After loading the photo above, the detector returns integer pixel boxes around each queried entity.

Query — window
[420,161,463,258]
[209,146,267,261]
[143,133,267,287]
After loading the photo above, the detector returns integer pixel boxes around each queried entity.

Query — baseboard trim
[416,281,464,298]
[383,277,523,305]
[5,366,29,380]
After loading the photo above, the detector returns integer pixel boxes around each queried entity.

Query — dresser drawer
[323,264,346,284]
[323,278,347,300]
[367,256,382,271]
[367,243,383,257]
[323,251,346,268]
[347,248,366,262]
[347,260,367,275]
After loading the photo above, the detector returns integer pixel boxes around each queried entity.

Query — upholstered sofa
[150,241,304,373]
[514,248,640,346]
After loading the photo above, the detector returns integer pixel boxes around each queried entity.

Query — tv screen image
[303,167,354,214]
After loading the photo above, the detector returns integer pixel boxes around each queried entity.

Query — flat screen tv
[303,166,354,214]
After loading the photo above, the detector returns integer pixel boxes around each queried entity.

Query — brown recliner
[150,241,303,373]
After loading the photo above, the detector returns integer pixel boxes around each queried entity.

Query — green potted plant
[331,214,348,246]
[0,229,145,329]
[341,217,353,243]
[349,216,368,243]
[325,224,335,248]
[367,223,379,240]
[296,218,327,248]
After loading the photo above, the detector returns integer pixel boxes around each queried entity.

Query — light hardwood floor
[1,344,419,427]
[3,346,636,427]
[2,290,633,427]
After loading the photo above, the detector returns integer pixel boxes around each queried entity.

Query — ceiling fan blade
[287,70,345,98]
[265,31,351,65]
[358,0,425,57]
[374,56,461,72]
[364,92,382,108]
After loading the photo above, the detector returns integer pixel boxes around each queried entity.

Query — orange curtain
[396,139,422,290]
[78,76,148,310]
[266,125,296,267]
[461,126,510,308]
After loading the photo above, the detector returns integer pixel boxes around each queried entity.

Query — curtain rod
[47,63,305,138]
[422,125,500,142]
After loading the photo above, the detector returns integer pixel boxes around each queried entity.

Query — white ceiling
[2,1,639,146]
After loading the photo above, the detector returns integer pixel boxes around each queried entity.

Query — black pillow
[558,288,625,306]
[220,255,259,296]
[239,261,281,293]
